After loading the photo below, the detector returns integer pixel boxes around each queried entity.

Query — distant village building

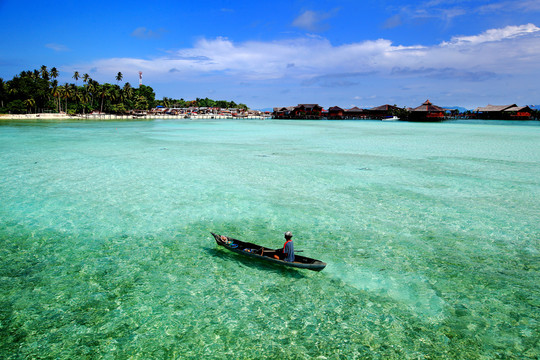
[369,104,402,120]
[409,99,446,121]
[328,106,344,119]
[292,104,323,119]
[271,100,536,121]
[274,104,407,120]
[147,106,264,118]
[272,106,295,119]
[345,107,367,119]
[474,104,532,120]
[327,106,368,119]
[273,104,323,119]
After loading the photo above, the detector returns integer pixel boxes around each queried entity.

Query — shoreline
[1,114,538,123]
[0,113,269,121]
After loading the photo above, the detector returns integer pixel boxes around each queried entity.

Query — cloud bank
[76,23,540,86]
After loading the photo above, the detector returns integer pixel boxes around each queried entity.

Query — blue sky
[1,0,539,109]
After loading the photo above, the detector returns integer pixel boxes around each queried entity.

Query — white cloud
[383,14,403,29]
[387,0,540,28]
[71,23,540,96]
[131,27,166,40]
[292,9,337,32]
[385,1,467,26]
[443,23,540,46]
[479,0,540,13]
[45,43,69,52]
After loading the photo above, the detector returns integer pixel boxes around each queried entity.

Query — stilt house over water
[369,104,402,120]
[345,107,366,119]
[292,104,323,119]
[409,99,446,121]
[273,104,323,119]
[328,106,344,119]
[474,104,533,120]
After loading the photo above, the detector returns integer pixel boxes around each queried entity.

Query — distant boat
[382,116,400,121]
[211,233,327,271]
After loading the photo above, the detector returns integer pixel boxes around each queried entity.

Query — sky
[1,0,539,109]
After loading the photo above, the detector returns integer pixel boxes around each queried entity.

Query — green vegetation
[0,66,248,114]
[390,106,410,120]
[157,97,248,110]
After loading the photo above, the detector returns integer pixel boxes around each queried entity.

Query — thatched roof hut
[368,104,401,119]
[370,104,401,112]
[409,100,446,121]
[328,106,345,119]
[411,100,446,112]
[474,104,532,119]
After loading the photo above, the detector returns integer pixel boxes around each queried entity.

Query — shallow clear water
[1,119,539,359]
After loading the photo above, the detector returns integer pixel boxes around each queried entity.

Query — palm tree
[40,65,49,80]
[99,85,109,113]
[115,72,123,85]
[59,85,67,113]
[122,82,133,110]
[113,86,121,103]
[72,71,80,86]
[82,77,91,112]
[134,95,148,110]
[71,72,80,111]
[87,79,97,108]
[122,82,132,94]
[50,67,59,80]
[24,98,36,113]
[8,84,18,98]
[62,83,72,113]
[69,84,78,112]
[51,80,60,112]
[0,78,6,108]
[162,97,172,108]
[78,92,90,115]
[56,85,65,112]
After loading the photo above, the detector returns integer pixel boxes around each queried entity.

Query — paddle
[294,250,304,253]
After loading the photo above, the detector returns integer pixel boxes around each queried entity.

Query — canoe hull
[211,233,327,271]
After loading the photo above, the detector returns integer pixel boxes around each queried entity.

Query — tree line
[158,97,248,111]
[0,66,248,114]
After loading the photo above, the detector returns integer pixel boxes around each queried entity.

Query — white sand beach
[0,113,79,120]
[0,113,268,121]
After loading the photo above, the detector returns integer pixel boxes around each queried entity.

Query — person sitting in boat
[281,231,295,262]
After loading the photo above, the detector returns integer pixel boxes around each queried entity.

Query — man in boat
[281,231,295,262]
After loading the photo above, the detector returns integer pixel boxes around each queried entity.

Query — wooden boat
[211,233,327,271]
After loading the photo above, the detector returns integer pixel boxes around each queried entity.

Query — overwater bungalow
[293,104,323,119]
[409,100,446,122]
[506,106,533,120]
[273,104,323,119]
[344,106,367,119]
[474,104,533,120]
[272,106,295,119]
[328,106,345,119]
[368,104,402,120]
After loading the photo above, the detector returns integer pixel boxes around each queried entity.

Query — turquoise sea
[1,119,539,359]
